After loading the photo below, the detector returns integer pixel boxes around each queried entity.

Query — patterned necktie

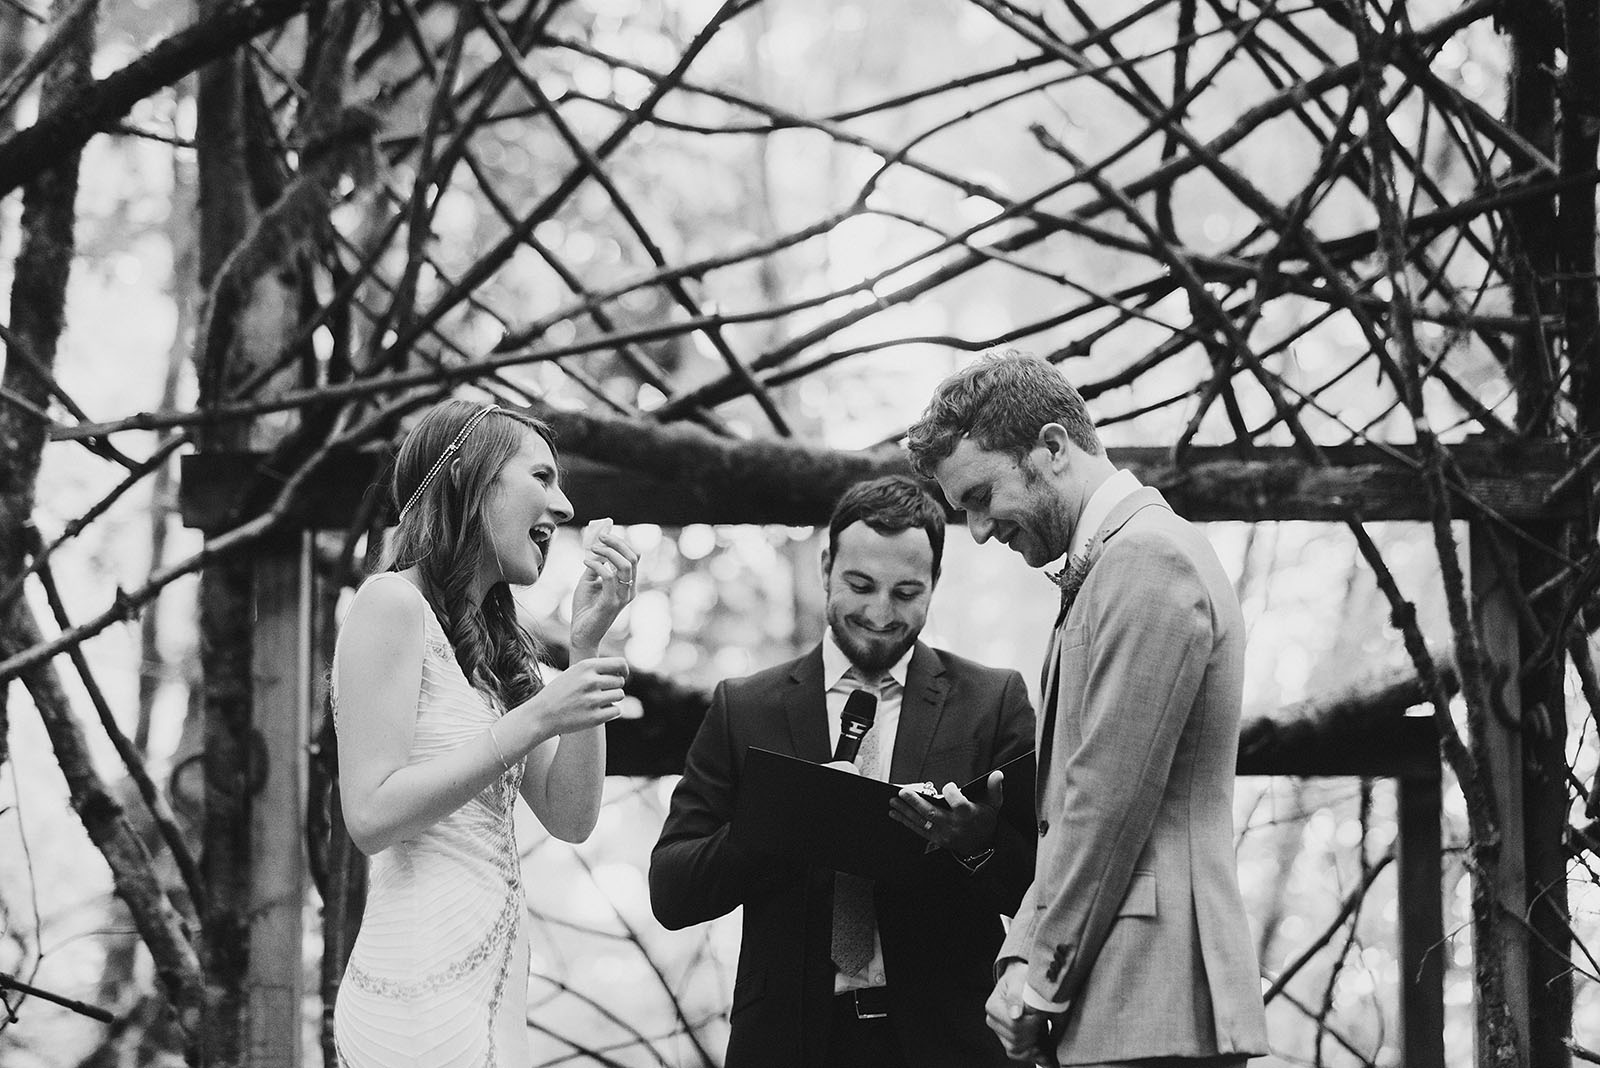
[831,670,885,976]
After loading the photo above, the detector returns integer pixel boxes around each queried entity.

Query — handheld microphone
[832,689,878,764]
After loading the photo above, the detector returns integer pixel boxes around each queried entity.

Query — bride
[331,399,638,1067]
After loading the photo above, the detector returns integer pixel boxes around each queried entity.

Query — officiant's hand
[889,769,1002,857]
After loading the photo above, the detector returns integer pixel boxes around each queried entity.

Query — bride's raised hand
[513,655,630,739]
[570,518,639,653]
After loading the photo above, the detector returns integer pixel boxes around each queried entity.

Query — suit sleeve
[966,669,1037,916]
[649,681,794,930]
[1012,534,1214,1006]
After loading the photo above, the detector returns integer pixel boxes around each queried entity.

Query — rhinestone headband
[398,404,500,519]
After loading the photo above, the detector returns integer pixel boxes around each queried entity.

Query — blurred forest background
[2,0,1599,1066]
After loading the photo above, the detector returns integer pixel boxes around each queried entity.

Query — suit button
[1037,819,1049,836]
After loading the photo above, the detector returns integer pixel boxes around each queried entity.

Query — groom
[907,351,1268,1066]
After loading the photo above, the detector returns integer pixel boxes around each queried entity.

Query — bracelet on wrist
[487,721,513,773]
[957,846,995,868]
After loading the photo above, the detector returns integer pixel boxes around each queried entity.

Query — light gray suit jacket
[1000,487,1269,1064]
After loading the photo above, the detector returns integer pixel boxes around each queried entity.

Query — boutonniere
[1048,551,1095,616]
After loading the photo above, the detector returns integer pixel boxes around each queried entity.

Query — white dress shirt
[1049,468,1144,575]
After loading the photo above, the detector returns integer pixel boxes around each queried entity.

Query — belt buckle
[854,989,888,1020]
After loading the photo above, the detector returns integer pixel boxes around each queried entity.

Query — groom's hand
[986,960,1057,1065]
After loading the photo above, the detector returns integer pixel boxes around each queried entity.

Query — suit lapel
[1037,486,1174,792]
[890,643,947,782]
[1036,628,1063,808]
[1049,487,1172,629]
[785,646,832,764]
[785,641,952,775]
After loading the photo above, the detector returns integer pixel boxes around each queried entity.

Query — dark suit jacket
[650,641,1035,1068]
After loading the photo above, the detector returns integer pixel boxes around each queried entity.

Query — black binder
[731,748,1035,881]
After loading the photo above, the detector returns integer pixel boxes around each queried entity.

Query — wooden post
[248,533,311,1068]
[1469,524,1530,1063]
[1397,722,1445,1068]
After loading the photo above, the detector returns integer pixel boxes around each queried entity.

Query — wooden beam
[1470,523,1532,1059]
[247,537,309,1068]
[1235,708,1439,778]
[178,439,1579,533]
[1398,762,1447,1068]
[603,673,1443,780]
[1518,527,1574,1068]
[1236,664,1455,779]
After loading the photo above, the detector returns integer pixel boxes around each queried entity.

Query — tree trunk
[0,1,23,772]
[194,22,265,1065]
[0,0,90,773]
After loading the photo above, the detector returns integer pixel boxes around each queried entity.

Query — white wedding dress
[333,573,530,1068]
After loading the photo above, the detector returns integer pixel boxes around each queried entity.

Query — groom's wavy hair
[383,399,555,710]
[827,475,947,584]
[904,349,1102,477]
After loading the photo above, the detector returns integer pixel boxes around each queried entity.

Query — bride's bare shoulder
[343,572,428,642]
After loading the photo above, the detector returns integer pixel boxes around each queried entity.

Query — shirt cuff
[1023,984,1071,1015]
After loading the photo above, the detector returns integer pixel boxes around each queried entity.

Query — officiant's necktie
[831,670,887,977]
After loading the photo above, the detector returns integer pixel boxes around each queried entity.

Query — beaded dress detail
[333,574,528,1068]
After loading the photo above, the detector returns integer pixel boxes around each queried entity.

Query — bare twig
[0,971,114,1024]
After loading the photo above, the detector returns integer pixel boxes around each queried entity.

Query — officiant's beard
[827,612,920,676]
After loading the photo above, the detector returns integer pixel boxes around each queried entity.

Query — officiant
[649,474,1036,1068]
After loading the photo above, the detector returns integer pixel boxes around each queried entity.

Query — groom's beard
[1017,458,1076,567]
